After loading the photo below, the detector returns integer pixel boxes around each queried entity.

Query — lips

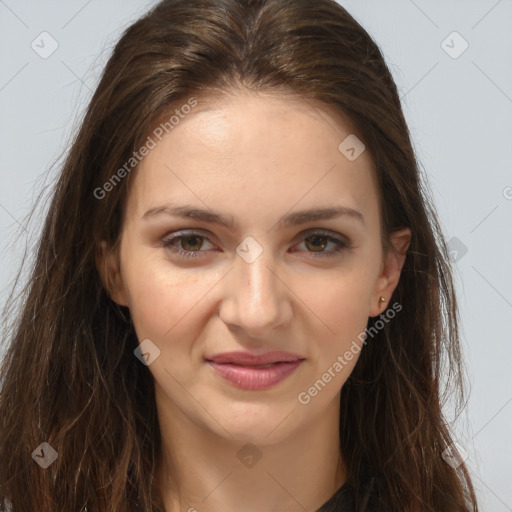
[205,351,305,391]
[206,351,304,366]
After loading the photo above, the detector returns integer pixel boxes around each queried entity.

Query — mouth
[206,350,304,366]
[204,352,305,391]
[207,361,297,368]
[232,362,282,368]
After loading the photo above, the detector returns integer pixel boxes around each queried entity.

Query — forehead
[124,90,380,230]
[170,90,362,152]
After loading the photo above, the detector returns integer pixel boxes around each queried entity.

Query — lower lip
[207,360,303,390]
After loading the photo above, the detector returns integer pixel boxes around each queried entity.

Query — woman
[0,0,479,511]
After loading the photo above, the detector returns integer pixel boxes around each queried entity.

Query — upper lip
[206,351,305,365]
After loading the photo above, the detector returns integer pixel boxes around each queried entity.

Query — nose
[218,249,293,337]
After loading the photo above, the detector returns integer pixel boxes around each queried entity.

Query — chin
[205,402,299,445]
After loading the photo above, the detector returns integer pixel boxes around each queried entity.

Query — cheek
[294,265,374,329]
[121,252,214,340]
[292,266,375,378]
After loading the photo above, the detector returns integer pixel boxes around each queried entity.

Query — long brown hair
[0,0,478,511]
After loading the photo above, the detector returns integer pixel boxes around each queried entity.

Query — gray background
[0,1,511,510]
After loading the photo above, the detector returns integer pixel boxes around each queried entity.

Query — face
[99,90,410,444]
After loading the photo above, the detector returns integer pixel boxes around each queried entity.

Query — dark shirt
[317,477,386,512]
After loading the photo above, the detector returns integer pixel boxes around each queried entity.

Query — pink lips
[206,351,304,391]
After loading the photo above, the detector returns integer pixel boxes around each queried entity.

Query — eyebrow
[142,203,365,229]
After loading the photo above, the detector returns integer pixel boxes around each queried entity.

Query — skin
[98,89,411,512]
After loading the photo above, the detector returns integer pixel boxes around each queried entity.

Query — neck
[154,389,346,512]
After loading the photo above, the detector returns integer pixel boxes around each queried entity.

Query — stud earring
[379,296,386,305]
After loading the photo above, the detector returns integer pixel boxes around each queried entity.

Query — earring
[379,296,386,305]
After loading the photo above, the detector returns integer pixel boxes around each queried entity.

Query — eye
[292,230,349,258]
[162,231,215,259]
[162,229,349,260]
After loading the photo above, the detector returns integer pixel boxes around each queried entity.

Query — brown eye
[304,234,329,252]
[162,231,215,259]
[294,230,349,258]
[179,235,205,251]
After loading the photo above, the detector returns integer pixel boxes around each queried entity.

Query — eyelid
[162,227,349,242]
[295,227,350,244]
[161,227,351,259]
[161,229,217,250]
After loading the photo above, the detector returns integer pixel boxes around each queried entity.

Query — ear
[369,227,411,317]
[95,240,129,307]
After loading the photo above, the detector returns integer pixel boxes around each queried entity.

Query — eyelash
[161,230,349,259]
